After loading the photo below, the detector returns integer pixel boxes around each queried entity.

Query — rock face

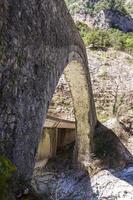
[0,0,96,181]
[93,9,133,32]
[73,9,133,32]
[91,168,133,200]
[66,0,133,32]
[32,170,94,200]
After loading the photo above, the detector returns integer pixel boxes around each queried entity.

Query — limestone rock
[92,168,133,200]
[93,9,133,32]
[66,0,133,32]
[32,167,133,200]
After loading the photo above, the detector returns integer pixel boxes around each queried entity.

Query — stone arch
[64,54,97,164]
[0,0,97,181]
[36,55,97,168]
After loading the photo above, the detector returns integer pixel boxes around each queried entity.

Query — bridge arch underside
[64,60,94,164]
[36,59,96,169]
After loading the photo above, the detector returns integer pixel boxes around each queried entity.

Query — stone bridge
[0,0,97,181]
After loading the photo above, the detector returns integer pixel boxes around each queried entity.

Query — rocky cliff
[66,0,133,32]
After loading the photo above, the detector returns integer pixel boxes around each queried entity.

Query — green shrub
[94,0,127,14]
[0,156,16,200]
[125,35,133,53]
[76,22,111,48]
[65,1,133,53]
[94,0,110,13]
[76,21,90,45]
[125,3,133,16]
[76,21,133,54]
[107,29,126,50]
[65,0,128,16]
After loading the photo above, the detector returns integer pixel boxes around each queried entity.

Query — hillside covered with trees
[65,0,133,16]
[65,0,133,54]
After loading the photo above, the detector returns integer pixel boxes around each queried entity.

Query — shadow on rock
[91,121,133,185]
[32,142,97,200]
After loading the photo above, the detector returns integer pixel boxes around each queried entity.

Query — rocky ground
[88,48,133,124]
[32,141,133,200]
[32,118,133,200]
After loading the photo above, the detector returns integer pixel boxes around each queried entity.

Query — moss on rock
[0,156,16,200]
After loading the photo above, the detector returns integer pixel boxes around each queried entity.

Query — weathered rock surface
[32,166,133,200]
[92,168,133,200]
[32,170,93,200]
[66,0,133,31]
[73,10,133,32]
[0,0,96,181]
[93,9,133,32]
[31,134,133,200]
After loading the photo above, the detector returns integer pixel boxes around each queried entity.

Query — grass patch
[0,156,16,200]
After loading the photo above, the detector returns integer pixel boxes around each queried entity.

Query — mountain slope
[65,0,133,32]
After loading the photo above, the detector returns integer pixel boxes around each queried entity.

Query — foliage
[94,0,127,14]
[65,0,83,15]
[94,0,111,13]
[0,156,16,200]
[124,2,133,16]
[76,21,133,54]
[65,0,128,16]
[76,21,91,43]
[125,34,133,52]
[65,0,95,15]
